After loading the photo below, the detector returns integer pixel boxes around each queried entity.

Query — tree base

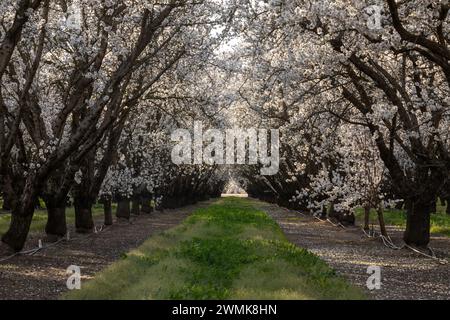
[116,200,131,220]
[76,227,94,234]
[404,200,431,248]
[44,234,63,243]
[104,201,113,226]
[45,207,67,237]
[116,217,131,224]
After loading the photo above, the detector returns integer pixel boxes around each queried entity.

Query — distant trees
[1,0,448,253]
[231,0,450,248]
[0,0,232,253]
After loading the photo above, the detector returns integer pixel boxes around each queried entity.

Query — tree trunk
[155,196,164,211]
[445,198,450,215]
[376,206,388,237]
[395,201,404,210]
[43,195,67,239]
[2,212,34,252]
[103,199,113,226]
[363,205,370,231]
[320,204,327,220]
[116,199,131,220]
[141,196,152,214]
[1,183,37,252]
[328,202,335,218]
[404,200,431,248]
[74,197,94,233]
[131,199,140,216]
[45,206,67,239]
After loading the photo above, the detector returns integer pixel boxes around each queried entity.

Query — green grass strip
[64,197,365,300]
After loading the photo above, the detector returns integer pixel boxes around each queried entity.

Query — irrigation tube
[0,224,109,263]
[312,214,347,230]
[305,211,448,265]
[361,227,448,265]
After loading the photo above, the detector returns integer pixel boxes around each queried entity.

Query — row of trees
[0,0,231,253]
[230,0,450,248]
[1,0,449,253]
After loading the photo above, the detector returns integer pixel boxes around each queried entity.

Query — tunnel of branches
[1,0,450,254]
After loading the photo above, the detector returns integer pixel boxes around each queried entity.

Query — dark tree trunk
[342,211,355,225]
[376,206,388,237]
[141,196,152,214]
[1,182,37,252]
[1,212,34,252]
[116,199,130,220]
[43,195,67,239]
[103,199,113,226]
[131,199,140,216]
[328,202,335,218]
[363,205,371,231]
[320,204,327,220]
[430,198,437,214]
[74,197,94,233]
[404,200,431,248]
[45,206,67,238]
[395,201,404,210]
[445,198,450,215]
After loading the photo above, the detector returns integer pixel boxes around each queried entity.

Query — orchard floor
[1,197,449,300]
[0,200,214,300]
[255,200,450,300]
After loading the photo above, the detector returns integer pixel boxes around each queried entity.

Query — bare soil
[0,200,215,300]
[255,200,450,300]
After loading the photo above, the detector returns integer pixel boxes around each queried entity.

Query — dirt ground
[0,200,215,300]
[255,200,450,300]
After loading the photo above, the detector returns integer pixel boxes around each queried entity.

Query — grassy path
[65,197,364,300]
